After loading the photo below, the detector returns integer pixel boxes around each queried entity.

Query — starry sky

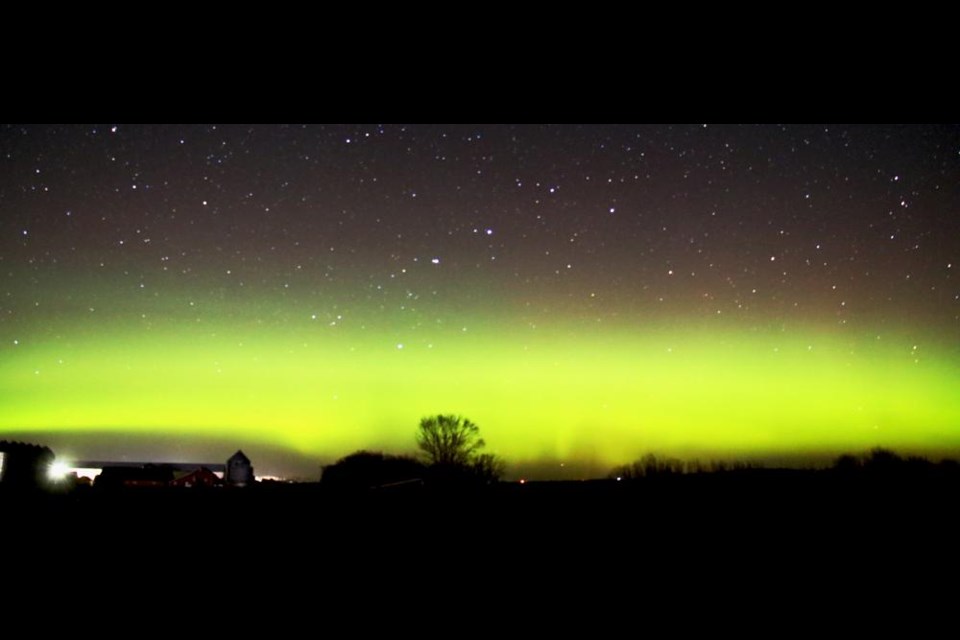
[2,124,959,479]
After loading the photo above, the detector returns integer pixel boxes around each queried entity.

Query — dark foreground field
[4,471,958,630]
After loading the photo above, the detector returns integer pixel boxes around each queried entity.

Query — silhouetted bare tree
[417,415,485,466]
[416,414,504,482]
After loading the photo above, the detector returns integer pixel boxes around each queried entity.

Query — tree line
[322,414,960,489]
[609,448,960,480]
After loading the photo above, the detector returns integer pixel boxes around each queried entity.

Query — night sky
[2,124,959,479]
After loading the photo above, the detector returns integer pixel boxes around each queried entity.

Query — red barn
[170,467,222,488]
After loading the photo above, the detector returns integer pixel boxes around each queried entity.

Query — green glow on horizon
[3,317,959,466]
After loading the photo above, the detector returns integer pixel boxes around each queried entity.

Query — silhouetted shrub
[833,454,861,474]
[829,449,959,479]
[322,451,425,490]
[472,453,506,484]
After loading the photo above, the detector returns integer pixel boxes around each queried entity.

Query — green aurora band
[3,314,959,468]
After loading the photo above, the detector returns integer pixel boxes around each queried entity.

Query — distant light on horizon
[71,467,103,481]
[48,460,71,481]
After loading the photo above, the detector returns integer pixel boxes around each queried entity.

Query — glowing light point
[48,461,70,481]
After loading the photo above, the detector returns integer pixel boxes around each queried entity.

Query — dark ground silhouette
[3,451,958,630]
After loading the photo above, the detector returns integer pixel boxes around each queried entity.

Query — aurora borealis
[2,124,959,478]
